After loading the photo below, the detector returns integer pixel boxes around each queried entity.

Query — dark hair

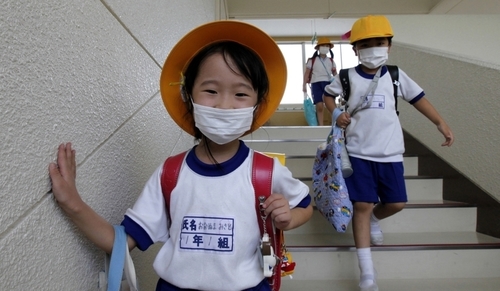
[351,37,392,48]
[183,41,269,140]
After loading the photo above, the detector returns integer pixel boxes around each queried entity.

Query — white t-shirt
[307,55,337,83]
[324,65,425,162]
[122,141,310,290]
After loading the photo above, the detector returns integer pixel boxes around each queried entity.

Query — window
[278,42,359,104]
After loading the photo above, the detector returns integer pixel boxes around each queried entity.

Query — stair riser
[286,156,419,177]
[245,126,331,140]
[286,249,500,280]
[302,178,443,201]
[287,207,476,235]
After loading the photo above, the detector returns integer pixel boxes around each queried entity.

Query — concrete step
[285,156,419,177]
[247,126,331,140]
[301,177,444,201]
[279,277,500,291]
[287,202,477,235]
[280,248,500,281]
[285,231,500,250]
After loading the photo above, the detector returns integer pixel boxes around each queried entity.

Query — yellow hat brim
[159,20,287,136]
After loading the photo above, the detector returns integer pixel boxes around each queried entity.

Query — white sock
[357,248,375,287]
[370,212,381,234]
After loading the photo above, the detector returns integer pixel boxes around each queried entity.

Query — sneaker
[359,281,379,291]
[359,274,379,291]
[370,230,383,246]
[370,218,383,245]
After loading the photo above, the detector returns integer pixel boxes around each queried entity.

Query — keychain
[280,232,296,277]
[258,196,278,277]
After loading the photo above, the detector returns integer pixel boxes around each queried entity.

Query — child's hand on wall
[49,143,84,214]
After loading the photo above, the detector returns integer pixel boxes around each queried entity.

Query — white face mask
[318,46,330,55]
[193,103,254,145]
[358,47,389,69]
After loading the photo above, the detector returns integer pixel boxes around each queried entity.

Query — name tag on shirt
[368,94,385,109]
[180,216,234,252]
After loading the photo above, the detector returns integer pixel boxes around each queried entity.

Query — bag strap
[161,151,188,228]
[339,65,400,114]
[386,65,400,115]
[307,57,314,83]
[308,52,335,83]
[349,66,382,116]
[339,68,350,102]
[252,152,281,291]
[108,225,127,291]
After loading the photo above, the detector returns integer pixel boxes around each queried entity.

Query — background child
[49,21,313,291]
[302,37,337,125]
[323,15,454,291]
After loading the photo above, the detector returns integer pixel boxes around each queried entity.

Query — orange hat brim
[159,20,287,136]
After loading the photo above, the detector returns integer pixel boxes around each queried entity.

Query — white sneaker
[370,230,383,245]
[359,274,379,291]
[370,217,383,245]
[359,282,379,291]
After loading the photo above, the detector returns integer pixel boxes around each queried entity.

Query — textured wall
[0,0,217,290]
[384,15,500,202]
[390,44,500,202]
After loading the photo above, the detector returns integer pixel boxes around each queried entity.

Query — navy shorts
[156,278,271,291]
[311,81,330,104]
[345,156,408,204]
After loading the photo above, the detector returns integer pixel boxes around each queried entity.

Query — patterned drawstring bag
[311,124,353,232]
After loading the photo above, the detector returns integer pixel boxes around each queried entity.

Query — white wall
[0,0,220,290]
[386,15,500,203]
[388,15,500,70]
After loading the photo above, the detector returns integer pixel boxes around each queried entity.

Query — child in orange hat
[49,21,312,291]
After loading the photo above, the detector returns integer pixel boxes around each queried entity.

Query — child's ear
[352,46,358,57]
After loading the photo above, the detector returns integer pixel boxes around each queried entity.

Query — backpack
[160,151,284,291]
[339,65,400,115]
[306,50,334,84]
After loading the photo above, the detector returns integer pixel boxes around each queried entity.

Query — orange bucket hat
[159,20,287,136]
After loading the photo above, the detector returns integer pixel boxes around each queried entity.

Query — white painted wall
[386,15,500,203]
[388,15,500,70]
[0,0,220,290]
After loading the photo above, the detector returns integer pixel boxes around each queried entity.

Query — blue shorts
[156,278,271,291]
[311,81,330,104]
[345,156,408,204]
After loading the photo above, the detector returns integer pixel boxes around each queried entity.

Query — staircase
[243,125,500,291]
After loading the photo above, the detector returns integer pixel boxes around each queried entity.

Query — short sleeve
[123,164,170,248]
[271,158,310,209]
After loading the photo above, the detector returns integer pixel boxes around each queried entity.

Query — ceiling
[224,0,500,38]
[225,0,500,19]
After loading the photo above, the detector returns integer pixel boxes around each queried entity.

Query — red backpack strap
[252,152,282,291]
[161,151,188,228]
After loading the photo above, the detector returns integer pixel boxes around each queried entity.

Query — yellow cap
[350,15,394,44]
[159,20,287,136]
[314,37,333,50]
